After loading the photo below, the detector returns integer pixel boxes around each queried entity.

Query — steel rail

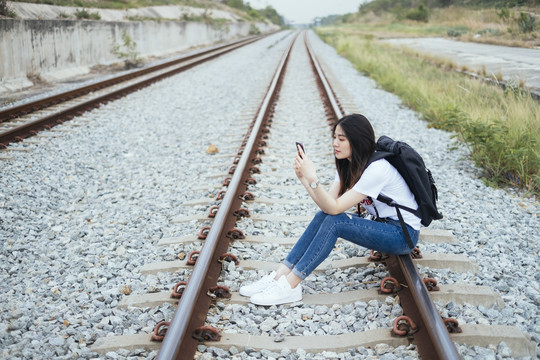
[0,34,265,124]
[0,40,237,144]
[389,255,461,359]
[304,31,460,359]
[156,32,300,360]
[0,34,271,148]
[303,32,344,123]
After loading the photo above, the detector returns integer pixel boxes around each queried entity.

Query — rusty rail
[304,31,460,360]
[0,35,265,124]
[304,32,344,124]
[387,255,461,359]
[155,32,301,360]
[0,34,268,148]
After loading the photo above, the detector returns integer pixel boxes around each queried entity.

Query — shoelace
[258,277,286,295]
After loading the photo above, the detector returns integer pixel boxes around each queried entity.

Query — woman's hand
[294,145,317,182]
[292,144,366,215]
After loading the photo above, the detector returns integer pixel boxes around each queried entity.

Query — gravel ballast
[1,30,538,359]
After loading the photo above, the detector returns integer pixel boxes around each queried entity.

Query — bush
[0,0,16,17]
[497,7,510,22]
[225,0,245,10]
[405,4,429,22]
[247,8,264,21]
[249,24,261,35]
[447,28,467,37]
[75,8,100,20]
[517,12,536,33]
[258,6,284,26]
[477,27,501,36]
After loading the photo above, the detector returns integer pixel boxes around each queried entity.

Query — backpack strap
[367,151,392,165]
[376,194,420,218]
[393,207,415,249]
[368,195,415,250]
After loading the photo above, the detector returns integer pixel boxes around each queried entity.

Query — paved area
[383,37,540,93]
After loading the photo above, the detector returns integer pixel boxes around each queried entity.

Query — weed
[492,71,504,82]
[249,24,261,35]
[517,12,536,33]
[497,7,510,22]
[504,76,528,98]
[126,15,163,22]
[447,28,466,37]
[75,8,101,20]
[181,12,198,21]
[477,27,500,35]
[479,65,487,77]
[0,0,16,17]
[112,31,141,69]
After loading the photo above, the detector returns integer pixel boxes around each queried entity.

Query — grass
[316,27,540,195]
[338,5,540,48]
[9,0,216,10]
[9,0,279,23]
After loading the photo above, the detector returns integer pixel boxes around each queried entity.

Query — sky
[248,0,364,24]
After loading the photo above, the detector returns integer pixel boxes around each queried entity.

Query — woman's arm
[294,147,366,215]
[327,181,340,200]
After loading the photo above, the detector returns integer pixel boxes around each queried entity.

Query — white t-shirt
[334,159,421,230]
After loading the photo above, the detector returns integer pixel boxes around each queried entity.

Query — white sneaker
[250,276,302,306]
[239,271,277,297]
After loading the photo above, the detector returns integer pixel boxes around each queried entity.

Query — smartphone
[296,142,304,158]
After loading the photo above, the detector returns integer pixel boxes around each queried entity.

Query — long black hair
[334,114,376,196]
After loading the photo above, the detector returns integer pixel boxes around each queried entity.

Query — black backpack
[364,135,443,249]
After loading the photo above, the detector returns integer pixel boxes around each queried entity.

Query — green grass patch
[334,21,470,39]
[317,27,540,195]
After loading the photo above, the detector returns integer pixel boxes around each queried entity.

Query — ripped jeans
[283,211,419,280]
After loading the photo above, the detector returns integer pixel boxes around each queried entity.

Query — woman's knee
[320,212,345,226]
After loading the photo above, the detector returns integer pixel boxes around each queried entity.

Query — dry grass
[316,27,540,194]
[346,5,540,48]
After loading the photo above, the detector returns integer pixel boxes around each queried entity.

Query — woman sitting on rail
[239,113,421,306]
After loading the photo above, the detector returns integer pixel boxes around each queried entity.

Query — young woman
[239,113,420,306]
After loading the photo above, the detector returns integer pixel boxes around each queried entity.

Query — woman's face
[333,125,352,161]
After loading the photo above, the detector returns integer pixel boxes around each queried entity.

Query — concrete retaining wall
[0,19,276,93]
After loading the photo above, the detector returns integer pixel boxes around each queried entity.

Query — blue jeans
[283,211,419,280]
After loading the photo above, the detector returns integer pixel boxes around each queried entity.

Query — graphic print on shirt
[361,198,373,206]
[360,197,377,217]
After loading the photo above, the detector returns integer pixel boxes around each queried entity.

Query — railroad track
[86,30,535,359]
[0,33,269,149]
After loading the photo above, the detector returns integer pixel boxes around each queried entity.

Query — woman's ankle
[275,264,292,280]
[286,273,302,289]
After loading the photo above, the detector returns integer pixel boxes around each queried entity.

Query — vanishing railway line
[1,30,536,360]
[0,34,267,149]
